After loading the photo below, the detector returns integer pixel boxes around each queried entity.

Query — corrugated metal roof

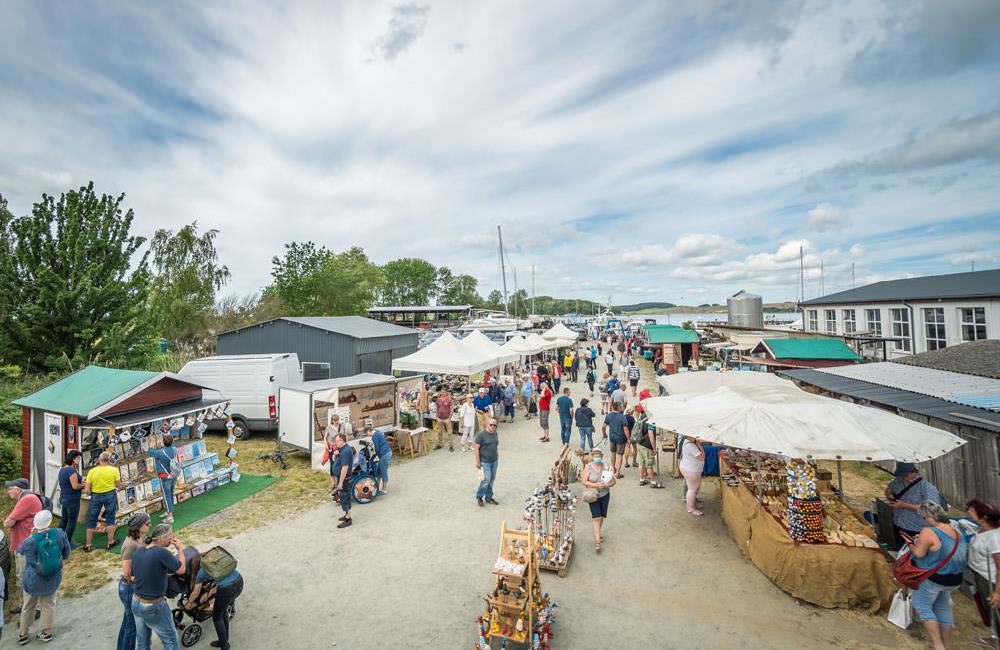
[891,339,1000,379]
[12,366,159,416]
[815,363,1000,411]
[283,373,399,393]
[759,338,860,360]
[779,368,1000,434]
[221,316,417,340]
[368,305,472,312]
[801,269,1000,305]
[644,324,699,344]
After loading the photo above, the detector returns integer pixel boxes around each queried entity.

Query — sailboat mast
[531,265,535,315]
[497,225,509,313]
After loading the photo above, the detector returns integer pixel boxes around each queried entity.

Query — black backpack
[33,492,53,513]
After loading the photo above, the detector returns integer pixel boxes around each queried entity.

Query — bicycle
[256,433,298,470]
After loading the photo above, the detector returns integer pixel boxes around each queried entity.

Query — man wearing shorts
[602,403,630,478]
[84,451,125,552]
[537,382,553,442]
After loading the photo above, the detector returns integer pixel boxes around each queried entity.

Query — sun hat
[33,510,53,530]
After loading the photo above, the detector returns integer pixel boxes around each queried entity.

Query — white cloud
[807,202,851,232]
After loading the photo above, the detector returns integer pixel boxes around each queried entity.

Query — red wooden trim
[101,378,202,415]
[21,407,30,479]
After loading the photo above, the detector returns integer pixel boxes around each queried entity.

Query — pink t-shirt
[4,493,42,551]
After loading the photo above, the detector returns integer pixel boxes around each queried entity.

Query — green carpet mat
[71,474,277,552]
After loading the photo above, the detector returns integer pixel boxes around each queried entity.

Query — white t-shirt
[605,354,614,365]
[678,439,705,473]
[969,527,1000,581]
[459,402,477,428]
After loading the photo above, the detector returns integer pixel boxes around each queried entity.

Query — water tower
[727,290,763,328]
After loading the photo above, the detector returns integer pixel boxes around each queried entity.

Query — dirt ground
[4,360,963,649]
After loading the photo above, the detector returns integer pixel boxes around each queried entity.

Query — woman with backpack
[585,367,596,395]
[16,510,71,645]
[147,434,179,525]
[187,551,244,650]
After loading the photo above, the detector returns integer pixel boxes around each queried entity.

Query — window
[842,309,856,333]
[807,310,818,331]
[890,308,911,352]
[924,308,946,350]
[865,309,882,336]
[961,307,987,341]
[825,309,837,333]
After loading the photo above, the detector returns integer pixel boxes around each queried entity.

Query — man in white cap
[16,510,71,644]
[473,387,493,433]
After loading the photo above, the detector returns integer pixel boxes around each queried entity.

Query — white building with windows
[800,269,1000,358]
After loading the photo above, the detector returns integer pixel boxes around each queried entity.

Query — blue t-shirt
[556,395,573,418]
[371,430,392,458]
[521,382,534,397]
[604,412,629,442]
[148,446,177,476]
[196,566,242,588]
[333,444,355,478]
[132,545,182,599]
[473,395,492,412]
[58,466,82,503]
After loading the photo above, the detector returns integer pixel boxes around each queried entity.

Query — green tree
[379,258,438,306]
[485,289,505,311]
[269,243,384,315]
[681,320,694,330]
[148,221,230,348]
[436,267,482,306]
[0,183,157,372]
[509,289,529,318]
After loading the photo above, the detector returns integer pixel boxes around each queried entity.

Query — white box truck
[178,353,302,439]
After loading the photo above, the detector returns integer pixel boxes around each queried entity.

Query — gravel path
[31,368,911,649]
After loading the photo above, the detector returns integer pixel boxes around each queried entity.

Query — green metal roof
[11,365,159,417]
[643,324,700,344]
[761,338,860,361]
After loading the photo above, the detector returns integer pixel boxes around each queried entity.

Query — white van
[178,353,302,439]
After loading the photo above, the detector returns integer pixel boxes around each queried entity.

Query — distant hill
[614,302,676,312]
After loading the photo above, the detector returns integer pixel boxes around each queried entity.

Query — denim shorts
[88,490,118,528]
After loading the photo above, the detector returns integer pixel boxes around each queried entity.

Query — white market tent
[461,330,520,367]
[541,322,579,341]
[525,333,559,352]
[641,372,965,462]
[502,334,540,357]
[391,331,497,375]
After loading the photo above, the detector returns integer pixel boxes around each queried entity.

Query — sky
[2,0,999,307]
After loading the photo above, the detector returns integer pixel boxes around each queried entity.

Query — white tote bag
[887,589,913,629]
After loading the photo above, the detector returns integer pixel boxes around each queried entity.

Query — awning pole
[836,459,843,493]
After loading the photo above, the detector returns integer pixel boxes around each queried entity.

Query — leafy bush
[0,436,21,482]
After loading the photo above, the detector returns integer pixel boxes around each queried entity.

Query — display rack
[524,445,575,577]
[476,521,555,650]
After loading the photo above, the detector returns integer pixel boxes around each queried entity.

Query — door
[359,351,390,374]
[43,412,63,511]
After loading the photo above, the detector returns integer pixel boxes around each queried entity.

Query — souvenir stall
[643,371,966,612]
[524,445,576,576]
[475,521,557,650]
[11,365,235,522]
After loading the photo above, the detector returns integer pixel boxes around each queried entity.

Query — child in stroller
[169,546,236,648]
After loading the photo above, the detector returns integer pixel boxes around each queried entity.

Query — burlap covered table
[719,478,896,612]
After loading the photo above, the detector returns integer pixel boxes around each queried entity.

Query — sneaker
[449,447,454,452]
[477,497,484,507]
[616,473,624,479]
[639,479,649,486]
[434,444,442,450]
[337,518,352,528]
[486,498,500,505]
[36,631,53,642]
[338,515,349,521]
[18,634,30,646]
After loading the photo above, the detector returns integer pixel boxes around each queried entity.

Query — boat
[458,310,532,332]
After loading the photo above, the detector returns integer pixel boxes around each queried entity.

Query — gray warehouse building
[216,316,419,379]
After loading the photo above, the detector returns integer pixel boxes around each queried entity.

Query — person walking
[556,388,574,446]
[633,406,656,485]
[4,478,42,604]
[885,463,945,550]
[907,501,968,650]
[473,387,493,433]
[601,403,630,479]
[537,382,554,443]
[84,451,126,552]
[148,434,178,524]
[187,557,243,650]
[370,427,393,494]
[459,394,477,452]
[332,433,355,529]
[571,352,580,382]
[604,351,614,375]
[15,510,71,645]
[474,418,500,507]
[610,378,627,411]
[966,499,1000,645]
[552,361,562,393]
[520,377,535,420]
[627,359,640,396]
[575,398,597,451]
[434,390,454,451]
[679,436,706,516]
[598,373,611,414]
[131,524,185,650]
[502,379,516,423]
[585,366,596,396]
[57,451,84,548]
[580,450,615,553]
[119,512,150,650]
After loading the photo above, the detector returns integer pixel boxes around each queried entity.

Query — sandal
[595,541,602,553]
[107,539,121,550]
[83,544,94,553]
[688,510,704,517]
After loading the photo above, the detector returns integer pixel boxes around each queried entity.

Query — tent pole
[836,459,843,493]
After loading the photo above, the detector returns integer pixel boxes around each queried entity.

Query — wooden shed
[643,325,700,374]
[11,365,225,506]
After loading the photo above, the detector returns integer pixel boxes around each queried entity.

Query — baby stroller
[169,547,235,648]
[333,439,381,505]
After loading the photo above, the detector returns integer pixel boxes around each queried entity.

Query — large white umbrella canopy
[525,333,558,352]
[658,371,789,395]
[461,330,519,366]
[642,372,966,462]
[542,322,579,341]
[391,331,497,375]
[502,334,537,357]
